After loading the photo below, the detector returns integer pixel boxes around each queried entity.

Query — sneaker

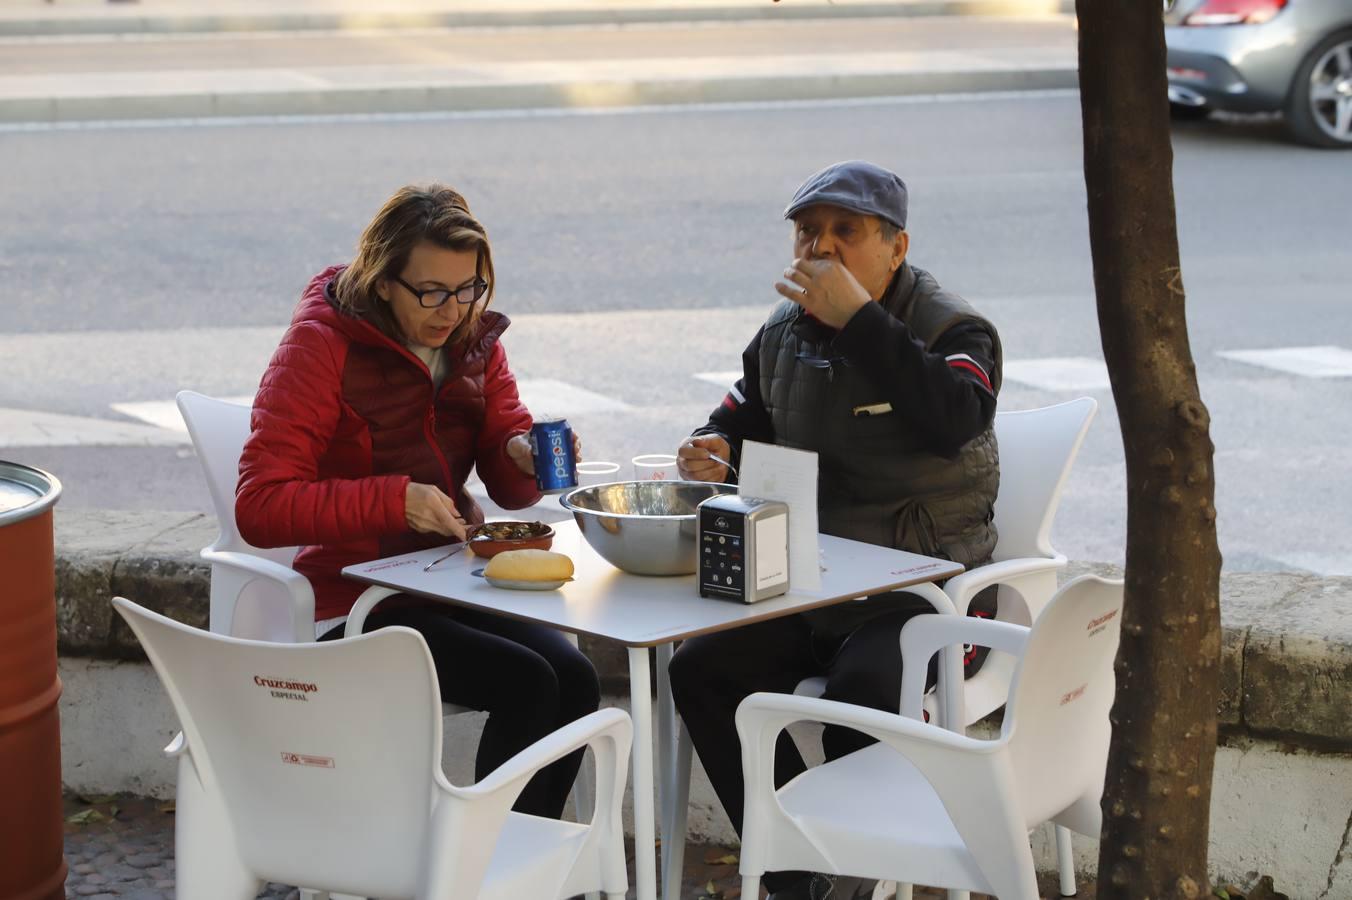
[768,873,878,900]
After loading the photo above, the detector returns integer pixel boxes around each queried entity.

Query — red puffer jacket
[236,265,541,621]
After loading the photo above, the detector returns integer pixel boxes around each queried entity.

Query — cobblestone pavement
[63,793,1081,899]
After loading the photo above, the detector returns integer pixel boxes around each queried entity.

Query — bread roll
[484,549,575,582]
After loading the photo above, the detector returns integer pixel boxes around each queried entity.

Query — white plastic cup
[576,461,621,487]
[631,454,679,481]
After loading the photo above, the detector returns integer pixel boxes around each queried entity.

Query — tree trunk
[1075,3,1224,898]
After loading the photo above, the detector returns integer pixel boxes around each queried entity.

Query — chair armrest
[202,548,312,593]
[444,707,633,804]
[942,556,1064,614]
[164,731,187,757]
[884,581,965,729]
[899,617,1030,721]
[736,692,989,762]
[422,708,632,899]
[202,549,315,642]
[343,586,403,637]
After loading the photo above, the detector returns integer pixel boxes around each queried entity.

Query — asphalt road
[2,92,1349,574]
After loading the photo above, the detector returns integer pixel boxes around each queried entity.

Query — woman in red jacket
[236,184,599,819]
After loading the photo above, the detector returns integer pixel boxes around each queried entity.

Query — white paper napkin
[738,440,821,591]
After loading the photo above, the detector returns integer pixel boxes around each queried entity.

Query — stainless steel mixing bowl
[559,480,735,576]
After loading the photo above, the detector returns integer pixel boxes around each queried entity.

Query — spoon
[706,451,739,478]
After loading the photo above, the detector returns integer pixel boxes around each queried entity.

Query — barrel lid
[0,462,62,525]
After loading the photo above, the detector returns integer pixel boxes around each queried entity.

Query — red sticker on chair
[1059,684,1087,706]
[1086,609,1118,637]
[281,752,335,769]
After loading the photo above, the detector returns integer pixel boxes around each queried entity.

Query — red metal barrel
[0,462,66,900]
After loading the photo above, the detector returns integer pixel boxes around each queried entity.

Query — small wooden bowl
[465,521,555,559]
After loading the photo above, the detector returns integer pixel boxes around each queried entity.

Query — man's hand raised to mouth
[774,257,872,330]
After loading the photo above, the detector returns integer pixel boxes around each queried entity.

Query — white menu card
[738,440,821,591]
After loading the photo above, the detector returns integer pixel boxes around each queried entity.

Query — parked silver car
[1165,0,1352,147]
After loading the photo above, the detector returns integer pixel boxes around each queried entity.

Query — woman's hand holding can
[507,431,583,478]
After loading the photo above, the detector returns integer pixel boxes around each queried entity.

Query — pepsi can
[529,418,578,493]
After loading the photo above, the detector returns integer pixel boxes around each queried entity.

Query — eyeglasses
[394,275,488,309]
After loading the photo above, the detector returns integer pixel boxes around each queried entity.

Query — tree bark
[1075,2,1224,898]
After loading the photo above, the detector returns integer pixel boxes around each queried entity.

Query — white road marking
[1003,356,1111,392]
[1269,551,1352,578]
[111,397,254,432]
[1217,345,1352,378]
[693,371,742,388]
[516,378,630,415]
[0,407,186,449]
[3,377,628,450]
[101,378,624,438]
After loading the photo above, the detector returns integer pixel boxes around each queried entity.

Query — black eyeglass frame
[394,275,489,309]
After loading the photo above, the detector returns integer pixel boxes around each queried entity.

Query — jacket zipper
[348,312,476,494]
[424,385,456,492]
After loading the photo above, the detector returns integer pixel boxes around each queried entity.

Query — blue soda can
[529,418,578,493]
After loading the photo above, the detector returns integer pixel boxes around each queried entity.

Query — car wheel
[1170,101,1212,121]
[1284,30,1352,149]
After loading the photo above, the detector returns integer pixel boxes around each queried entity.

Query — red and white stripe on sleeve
[720,383,746,411]
[945,353,994,393]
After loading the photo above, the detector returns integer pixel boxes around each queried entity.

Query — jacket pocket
[894,500,944,559]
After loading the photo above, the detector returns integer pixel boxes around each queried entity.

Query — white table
[342,521,965,900]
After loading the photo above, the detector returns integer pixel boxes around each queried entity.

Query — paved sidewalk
[1,0,1072,36]
[63,792,998,899]
[0,12,1078,124]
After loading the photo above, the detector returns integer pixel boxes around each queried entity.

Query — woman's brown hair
[333,184,496,346]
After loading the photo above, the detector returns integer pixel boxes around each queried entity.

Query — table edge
[342,562,965,648]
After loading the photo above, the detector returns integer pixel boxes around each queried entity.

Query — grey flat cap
[783,160,908,230]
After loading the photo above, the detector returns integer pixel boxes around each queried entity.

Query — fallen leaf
[156,802,176,814]
[1246,875,1289,900]
[65,809,105,825]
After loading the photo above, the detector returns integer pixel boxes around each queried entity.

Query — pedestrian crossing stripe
[1002,357,1112,392]
[693,371,742,388]
[111,398,254,433]
[0,379,630,449]
[0,407,187,449]
[1218,346,1352,378]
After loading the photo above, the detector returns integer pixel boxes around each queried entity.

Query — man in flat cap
[671,160,1002,900]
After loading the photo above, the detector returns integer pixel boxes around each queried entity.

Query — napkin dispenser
[696,494,790,603]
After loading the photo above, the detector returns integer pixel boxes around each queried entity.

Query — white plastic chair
[735,575,1123,900]
[177,390,314,643]
[177,390,596,895]
[937,397,1098,725]
[112,597,632,900]
[661,398,1097,899]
